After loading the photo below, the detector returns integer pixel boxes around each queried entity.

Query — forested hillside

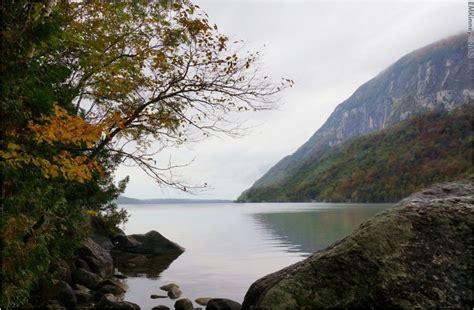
[240,34,472,199]
[238,104,473,202]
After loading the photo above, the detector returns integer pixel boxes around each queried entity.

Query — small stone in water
[174,298,193,310]
[160,283,179,291]
[167,286,182,299]
[195,297,212,306]
[150,294,167,299]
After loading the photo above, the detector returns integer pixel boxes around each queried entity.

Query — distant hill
[239,34,472,202]
[238,103,473,203]
[117,196,232,204]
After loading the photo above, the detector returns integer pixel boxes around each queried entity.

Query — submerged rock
[152,306,170,310]
[195,297,212,306]
[160,283,180,291]
[175,298,194,310]
[242,178,474,309]
[167,286,182,299]
[206,298,242,310]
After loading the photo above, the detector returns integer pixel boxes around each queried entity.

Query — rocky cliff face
[239,34,472,199]
[242,178,474,309]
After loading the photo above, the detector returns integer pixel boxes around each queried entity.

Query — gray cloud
[115,0,466,199]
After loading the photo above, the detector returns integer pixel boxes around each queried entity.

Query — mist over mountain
[238,34,473,202]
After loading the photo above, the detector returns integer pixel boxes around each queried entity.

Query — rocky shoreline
[33,178,473,309]
[242,177,474,309]
[33,219,243,310]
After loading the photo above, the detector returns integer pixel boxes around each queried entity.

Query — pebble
[150,294,168,299]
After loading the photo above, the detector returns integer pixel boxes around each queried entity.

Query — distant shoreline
[117,196,233,204]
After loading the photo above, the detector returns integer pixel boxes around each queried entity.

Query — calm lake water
[118,203,390,309]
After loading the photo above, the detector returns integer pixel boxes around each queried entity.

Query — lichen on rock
[243,178,474,309]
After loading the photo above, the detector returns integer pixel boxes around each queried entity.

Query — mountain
[238,34,473,202]
[117,196,232,204]
[239,104,473,202]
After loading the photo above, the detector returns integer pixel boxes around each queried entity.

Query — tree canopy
[0,1,291,307]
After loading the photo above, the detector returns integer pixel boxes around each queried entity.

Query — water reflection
[113,252,182,279]
[251,205,389,254]
[120,203,391,309]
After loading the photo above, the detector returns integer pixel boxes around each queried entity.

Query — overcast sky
[115,0,466,200]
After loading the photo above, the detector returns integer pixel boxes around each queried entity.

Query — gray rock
[42,280,77,309]
[72,268,102,289]
[243,178,474,309]
[89,216,115,250]
[167,286,182,299]
[114,230,184,255]
[150,294,167,299]
[74,284,90,293]
[206,299,241,310]
[83,255,103,276]
[96,284,125,297]
[95,278,127,292]
[74,289,93,304]
[76,238,113,277]
[175,298,193,310]
[96,293,140,309]
[160,283,180,291]
[195,298,212,306]
[127,254,147,265]
[75,258,91,271]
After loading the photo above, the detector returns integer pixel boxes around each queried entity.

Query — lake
[119,202,391,309]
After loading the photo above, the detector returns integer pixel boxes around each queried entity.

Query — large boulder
[113,230,184,255]
[76,238,113,277]
[72,268,103,290]
[89,216,115,250]
[243,178,474,309]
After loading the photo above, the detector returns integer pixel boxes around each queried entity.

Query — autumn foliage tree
[1,1,290,307]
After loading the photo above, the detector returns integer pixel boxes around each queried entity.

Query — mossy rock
[243,178,474,309]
